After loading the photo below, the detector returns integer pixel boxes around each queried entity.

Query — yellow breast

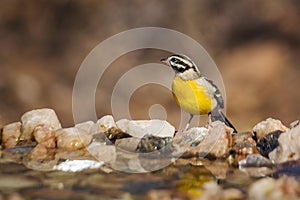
[172,76,213,115]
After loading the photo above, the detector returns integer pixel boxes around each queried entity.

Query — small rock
[86,142,116,163]
[253,118,288,141]
[231,142,259,164]
[53,160,105,172]
[269,125,300,163]
[2,122,22,148]
[239,154,273,168]
[97,115,116,132]
[256,130,283,158]
[75,121,95,134]
[190,121,233,158]
[115,137,141,152]
[104,127,131,143]
[173,127,208,147]
[21,108,62,140]
[239,154,274,177]
[249,176,300,200]
[116,119,175,138]
[232,132,256,146]
[55,127,92,150]
[33,125,56,148]
[136,136,173,153]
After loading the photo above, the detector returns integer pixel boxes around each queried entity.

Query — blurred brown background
[0,0,299,131]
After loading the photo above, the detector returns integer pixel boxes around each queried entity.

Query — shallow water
[0,159,258,200]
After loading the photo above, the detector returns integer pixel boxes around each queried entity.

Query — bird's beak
[160,58,169,66]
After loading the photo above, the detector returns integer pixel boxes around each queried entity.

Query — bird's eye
[171,58,178,63]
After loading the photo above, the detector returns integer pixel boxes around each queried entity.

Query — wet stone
[136,136,173,153]
[269,125,300,163]
[104,127,131,143]
[239,154,273,168]
[97,115,117,132]
[256,130,283,158]
[239,154,274,177]
[253,118,288,141]
[55,127,92,150]
[2,122,22,148]
[33,125,56,148]
[231,142,259,165]
[21,108,62,141]
[232,131,256,146]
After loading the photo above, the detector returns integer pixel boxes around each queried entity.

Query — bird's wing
[195,77,224,109]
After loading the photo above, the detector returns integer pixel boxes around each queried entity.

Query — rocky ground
[1,108,300,199]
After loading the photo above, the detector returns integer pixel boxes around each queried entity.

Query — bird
[160,54,237,133]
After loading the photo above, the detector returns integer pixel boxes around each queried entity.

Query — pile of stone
[1,108,300,175]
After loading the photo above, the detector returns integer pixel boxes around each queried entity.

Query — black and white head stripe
[167,54,199,73]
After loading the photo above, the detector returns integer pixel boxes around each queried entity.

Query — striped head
[160,54,201,80]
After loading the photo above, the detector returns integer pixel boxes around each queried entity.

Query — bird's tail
[210,110,237,133]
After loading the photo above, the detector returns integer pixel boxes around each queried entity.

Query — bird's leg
[185,114,194,130]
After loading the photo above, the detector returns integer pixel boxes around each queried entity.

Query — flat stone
[21,108,62,140]
[116,119,175,138]
[33,125,56,148]
[2,122,22,148]
[173,127,208,147]
[269,125,300,163]
[97,115,116,132]
[55,127,92,150]
[86,142,116,163]
[253,118,288,141]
